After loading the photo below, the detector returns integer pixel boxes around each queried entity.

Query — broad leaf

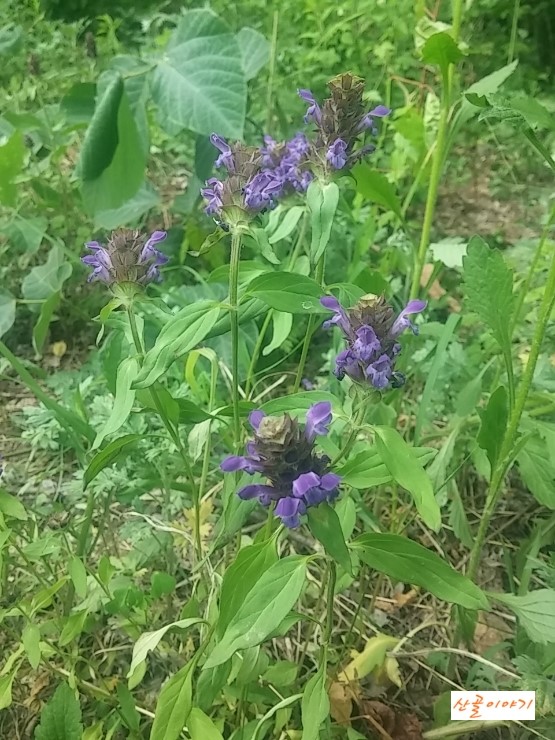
[93,357,139,449]
[237,27,270,81]
[301,665,329,740]
[205,555,308,667]
[492,590,555,644]
[352,533,489,610]
[307,180,339,264]
[0,130,24,206]
[517,437,555,508]
[352,164,402,219]
[35,683,83,740]
[188,707,224,740]
[150,9,246,138]
[0,290,15,338]
[94,183,160,230]
[21,245,72,301]
[421,31,463,82]
[133,303,221,388]
[267,205,304,244]
[150,660,194,740]
[33,291,61,356]
[307,503,352,575]
[477,386,508,471]
[463,236,515,354]
[0,489,27,520]
[128,618,203,678]
[83,434,142,489]
[246,271,325,313]
[77,75,123,181]
[374,426,440,530]
[263,311,292,356]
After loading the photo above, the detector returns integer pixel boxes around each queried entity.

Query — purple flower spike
[321,293,426,390]
[220,405,342,528]
[82,229,168,286]
[326,138,348,169]
[305,401,332,441]
[298,88,322,124]
[210,134,235,171]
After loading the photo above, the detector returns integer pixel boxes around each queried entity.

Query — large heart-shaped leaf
[150,9,246,138]
[21,246,72,301]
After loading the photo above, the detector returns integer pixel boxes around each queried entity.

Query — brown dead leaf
[361,700,423,740]
[23,671,50,709]
[420,263,461,312]
[474,610,512,654]
[329,680,354,724]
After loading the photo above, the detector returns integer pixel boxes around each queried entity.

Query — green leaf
[307,503,352,575]
[35,683,83,740]
[0,131,24,206]
[205,556,308,667]
[133,303,220,389]
[83,433,142,489]
[217,540,278,637]
[477,386,508,471]
[429,237,467,268]
[246,271,325,313]
[93,183,160,230]
[261,391,338,415]
[21,245,72,301]
[0,24,23,56]
[263,311,293,356]
[492,590,555,644]
[5,216,47,253]
[150,9,246,138]
[0,489,27,520]
[59,610,88,646]
[116,683,141,734]
[22,624,41,669]
[128,618,203,678]
[0,663,19,710]
[301,665,330,740]
[352,533,489,610]
[351,164,402,219]
[267,205,304,244]
[81,86,146,214]
[33,291,61,356]
[517,437,555,508]
[374,426,440,530]
[237,27,270,81]
[61,82,96,123]
[421,31,463,81]
[188,707,224,740]
[306,180,339,264]
[77,75,123,181]
[149,660,194,740]
[150,571,176,599]
[463,236,515,353]
[68,557,87,600]
[0,290,16,339]
[466,60,518,97]
[93,357,139,449]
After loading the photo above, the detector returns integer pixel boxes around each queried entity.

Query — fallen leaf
[328,680,354,724]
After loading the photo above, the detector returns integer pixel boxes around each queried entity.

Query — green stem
[127,306,202,560]
[331,395,371,466]
[409,99,450,300]
[507,0,521,63]
[323,560,337,650]
[467,240,555,583]
[229,231,243,448]
[265,10,279,133]
[293,255,325,392]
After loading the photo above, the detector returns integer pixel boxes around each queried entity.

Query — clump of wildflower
[321,294,426,389]
[220,402,341,528]
[298,73,390,177]
[82,229,168,286]
[201,134,282,228]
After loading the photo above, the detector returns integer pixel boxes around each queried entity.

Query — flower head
[321,294,426,389]
[220,402,341,528]
[82,229,168,286]
[257,132,313,196]
[297,74,390,178]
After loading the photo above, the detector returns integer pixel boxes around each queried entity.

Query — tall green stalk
[467,243,555,581]
[293,256,325,392]
[229,231,243,447]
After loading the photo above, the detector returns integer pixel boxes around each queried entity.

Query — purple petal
[292,472,321,498]
[249,410,266,431]
[320,296,341,311]
[305,401,332,441]
[369,105,391,117]
[365,354,393,389]
[326,139,348,169]
[238,484,276,501]
[220,455,262,474]
[275,496,306,528]
[391,300,427,337]
[320,473,341,491]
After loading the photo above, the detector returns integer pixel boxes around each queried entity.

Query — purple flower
[220,402,341,528]
[357,105,391,133]
[321,294,426,389]
[326,139,348,169]
[82,229,168,286]
[201,178,224,215]
[298,89,322,124]
[210,134,235,171]
[244,170,283,210]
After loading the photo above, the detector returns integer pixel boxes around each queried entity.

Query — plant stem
[331,394,370,466]
[293,256,325,392]
[507,0,521,63]
[467,241,555,582]
[229,231,243,448]
[127,305,202,561]
[323,560,337,649]
[265,10,279,134]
